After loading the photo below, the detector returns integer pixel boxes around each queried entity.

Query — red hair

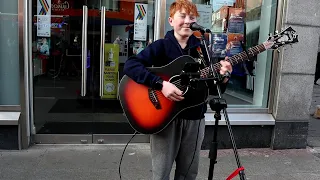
[169,0,200,17]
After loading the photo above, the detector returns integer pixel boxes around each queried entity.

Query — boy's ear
[168,17,173,26]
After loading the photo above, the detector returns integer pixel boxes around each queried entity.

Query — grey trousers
[150,118,205,180]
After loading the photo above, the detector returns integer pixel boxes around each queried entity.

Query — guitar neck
[200,43,266,78]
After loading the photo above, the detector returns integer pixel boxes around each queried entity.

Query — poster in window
[134,3,148,41]
[37,0,51,37]
[195,4,212,30]
[226,33,244,57]
[37,37,51,56]
[104,44,119,72]
[228,8,245,34]
[102,44,120,99]
[226,33,245,76]
[133,41,145,55]
[102,72,119,99]
[211,0,235,12]
[211,33,227,58]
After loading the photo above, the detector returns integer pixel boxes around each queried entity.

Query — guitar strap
[196,46,208,67]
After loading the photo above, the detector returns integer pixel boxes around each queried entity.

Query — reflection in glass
[196,0,276,108]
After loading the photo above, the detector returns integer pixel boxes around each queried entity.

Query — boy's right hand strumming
[161,81,185,101]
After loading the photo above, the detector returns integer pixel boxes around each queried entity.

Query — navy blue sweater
[123,30,227,120]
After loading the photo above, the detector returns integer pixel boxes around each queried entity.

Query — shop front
[28,0,278,146]
[2,0,300,149]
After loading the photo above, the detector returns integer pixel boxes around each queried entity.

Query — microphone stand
[198,30,247,180]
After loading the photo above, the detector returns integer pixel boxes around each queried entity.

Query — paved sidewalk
[1,144,320,180]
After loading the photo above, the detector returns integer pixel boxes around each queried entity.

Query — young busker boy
[123,0,232,179]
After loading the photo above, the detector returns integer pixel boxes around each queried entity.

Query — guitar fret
[252,46,258,55]
[248,48,253,57]
[240,52,247,59]
[228,59,233,65]
[238,55,242,62]
[234,55,239,63]
[261,44,266,51]
[255,45,260,52]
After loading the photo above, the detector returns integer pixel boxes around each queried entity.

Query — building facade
[0,0,318,150]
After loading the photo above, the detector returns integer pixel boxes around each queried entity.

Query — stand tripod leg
[208,111,220,180]
[207,98,247,180]
[223,108,247,180]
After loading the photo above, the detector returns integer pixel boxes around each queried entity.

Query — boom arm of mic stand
[198,32,247,180]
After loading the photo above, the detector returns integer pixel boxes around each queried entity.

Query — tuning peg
[277,49,280,53]
[275,30,279,34]
[269,33,272,37]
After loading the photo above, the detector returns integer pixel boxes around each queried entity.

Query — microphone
[190,22,211,33]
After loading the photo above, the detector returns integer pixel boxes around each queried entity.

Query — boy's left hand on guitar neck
[219,57,232,83]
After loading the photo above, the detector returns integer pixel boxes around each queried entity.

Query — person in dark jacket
[315,52,320,85]
[123,1,232,179]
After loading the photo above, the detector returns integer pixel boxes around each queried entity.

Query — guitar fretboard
[200,43,266,78]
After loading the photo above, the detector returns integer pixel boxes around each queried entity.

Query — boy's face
[169,8,197,38]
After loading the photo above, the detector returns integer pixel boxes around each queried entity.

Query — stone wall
[271,0,320,149]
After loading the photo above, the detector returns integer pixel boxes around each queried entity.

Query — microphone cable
[118,131,138,180]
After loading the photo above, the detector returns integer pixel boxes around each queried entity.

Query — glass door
[91,0,155,143]
[32,0,99,143]
[32,0,154,143]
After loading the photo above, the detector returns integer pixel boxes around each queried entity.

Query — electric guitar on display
[119,27,299,135]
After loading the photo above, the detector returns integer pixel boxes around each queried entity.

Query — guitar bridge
[148,88,161,109]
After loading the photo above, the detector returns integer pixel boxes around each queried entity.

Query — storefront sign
[52,0,71,12]
[133,3,148,41]
[102,44,120,99]
[37,0,51,37]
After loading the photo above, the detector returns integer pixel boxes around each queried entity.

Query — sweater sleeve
[123,40,164,88]
[208,78,228,95]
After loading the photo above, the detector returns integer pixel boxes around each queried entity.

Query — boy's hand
[219,57,232,83]
[219,57,232,75]
[161,81,184,101]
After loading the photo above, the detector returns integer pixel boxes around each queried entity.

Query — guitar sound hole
[169,75,189,95]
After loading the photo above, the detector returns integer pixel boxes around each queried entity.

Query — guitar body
[119,55,209,134]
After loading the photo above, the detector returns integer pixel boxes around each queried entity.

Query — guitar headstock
[263,26,299,50]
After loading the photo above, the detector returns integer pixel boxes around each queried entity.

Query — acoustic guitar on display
[119,26,299,135]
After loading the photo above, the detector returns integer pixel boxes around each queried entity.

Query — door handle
[100,6,106,97]
[81,5,88,97]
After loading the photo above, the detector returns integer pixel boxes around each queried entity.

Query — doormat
[48,99,123,113]
[37,122,135,134]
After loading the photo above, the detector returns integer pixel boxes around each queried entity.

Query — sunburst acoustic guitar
[119,27,299,134]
